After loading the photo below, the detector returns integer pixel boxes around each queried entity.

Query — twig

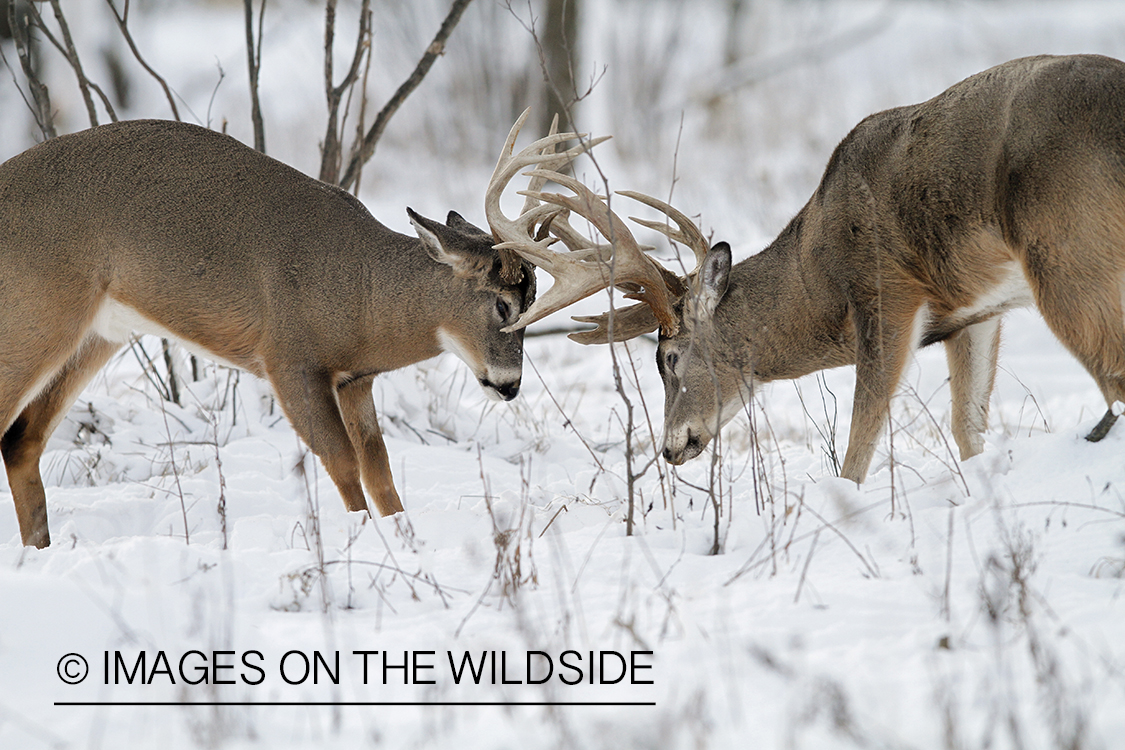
[158,400,190,545]
[41,0,116,124]
[800,501,878,578]
[106,0,180,121]
[205,60,226,129]
[900,381,970,497]
[243,0,267,151]
[319,0,370,183]
[128,338,173,403]
[161,339,182,406]
[793,375,841,476]
[1007,500,1125,518]
[794,529,821,604]
[0,36,40,124]
[338,0,476,190]
[8,0,55,138]
[345,4,375,194]
[538,504,568,538]
[724,499,888,586]
[525,354,605,472]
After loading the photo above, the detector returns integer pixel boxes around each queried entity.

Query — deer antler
[568,302,661,344]
[487,110,710,341]
[560,191,713,344]
[617,190,711,277]
[485,108,609,282]
[502,170,686,334]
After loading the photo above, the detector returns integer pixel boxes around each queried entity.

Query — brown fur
[0,119,535,547]
[658,54,1125,481]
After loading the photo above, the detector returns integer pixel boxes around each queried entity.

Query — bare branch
[346,13,375,194]
[44,1,96,125]
[243,0,265,151]
[8,0,55,138]
[538,0,579,135]
[106,0,180,121]
[338,0,476,190]
[33,1,117,125]
[320,0,370,184]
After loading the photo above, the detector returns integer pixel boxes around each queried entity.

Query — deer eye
[496,297,511,322]
[665,351,679,372]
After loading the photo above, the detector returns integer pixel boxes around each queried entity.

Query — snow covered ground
[2,1,1124,748]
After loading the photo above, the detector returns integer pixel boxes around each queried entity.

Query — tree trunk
[539,0,579,136]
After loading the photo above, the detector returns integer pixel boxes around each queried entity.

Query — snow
[2,1,1125,748]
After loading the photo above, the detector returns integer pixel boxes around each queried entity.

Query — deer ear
[696,241,731,316]
[409,207,488,278]
[445,210,490,237]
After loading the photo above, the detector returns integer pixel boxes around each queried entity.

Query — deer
[495,54,1125,485]
[0,112,602,548]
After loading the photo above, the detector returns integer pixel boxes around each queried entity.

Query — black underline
[55,701,655,707]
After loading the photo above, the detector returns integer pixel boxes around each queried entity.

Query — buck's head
[408,208,535,402]
[656,242,751,464]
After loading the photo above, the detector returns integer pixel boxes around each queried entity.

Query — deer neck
[721,242,856,383]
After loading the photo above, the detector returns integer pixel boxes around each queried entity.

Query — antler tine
[485,108,609,247]
[491,109,603,184]
[500,168,682,335]
[616,190,711,274]
[520,116,621,257]
[518,117,614,257]
[541,210,616,257]
[519,172,660,262]
[494,107,532,172]
[520,113,559,217]
[568,303,661,345]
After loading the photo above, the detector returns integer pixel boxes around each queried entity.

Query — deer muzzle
[662,425,707,465]
[480,376,521,402]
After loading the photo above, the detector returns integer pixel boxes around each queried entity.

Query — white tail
[0,115,594,547]
[518,54,1125,483]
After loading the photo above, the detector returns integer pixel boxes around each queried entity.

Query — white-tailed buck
[0,113,598,547]
[498,54,1125,484]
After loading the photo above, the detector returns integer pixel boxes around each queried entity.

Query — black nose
[482,378,521,401]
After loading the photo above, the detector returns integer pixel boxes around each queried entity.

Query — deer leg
[1019,235,1125,444]
[1081,366,1125,442]
[840,302,919,483]
[944,317,1002,460]
[1003,163,1125,441]
[1085,409,1119,442]
[336,376,404,517]
[267,367,372,515]
[2,336,120,547]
